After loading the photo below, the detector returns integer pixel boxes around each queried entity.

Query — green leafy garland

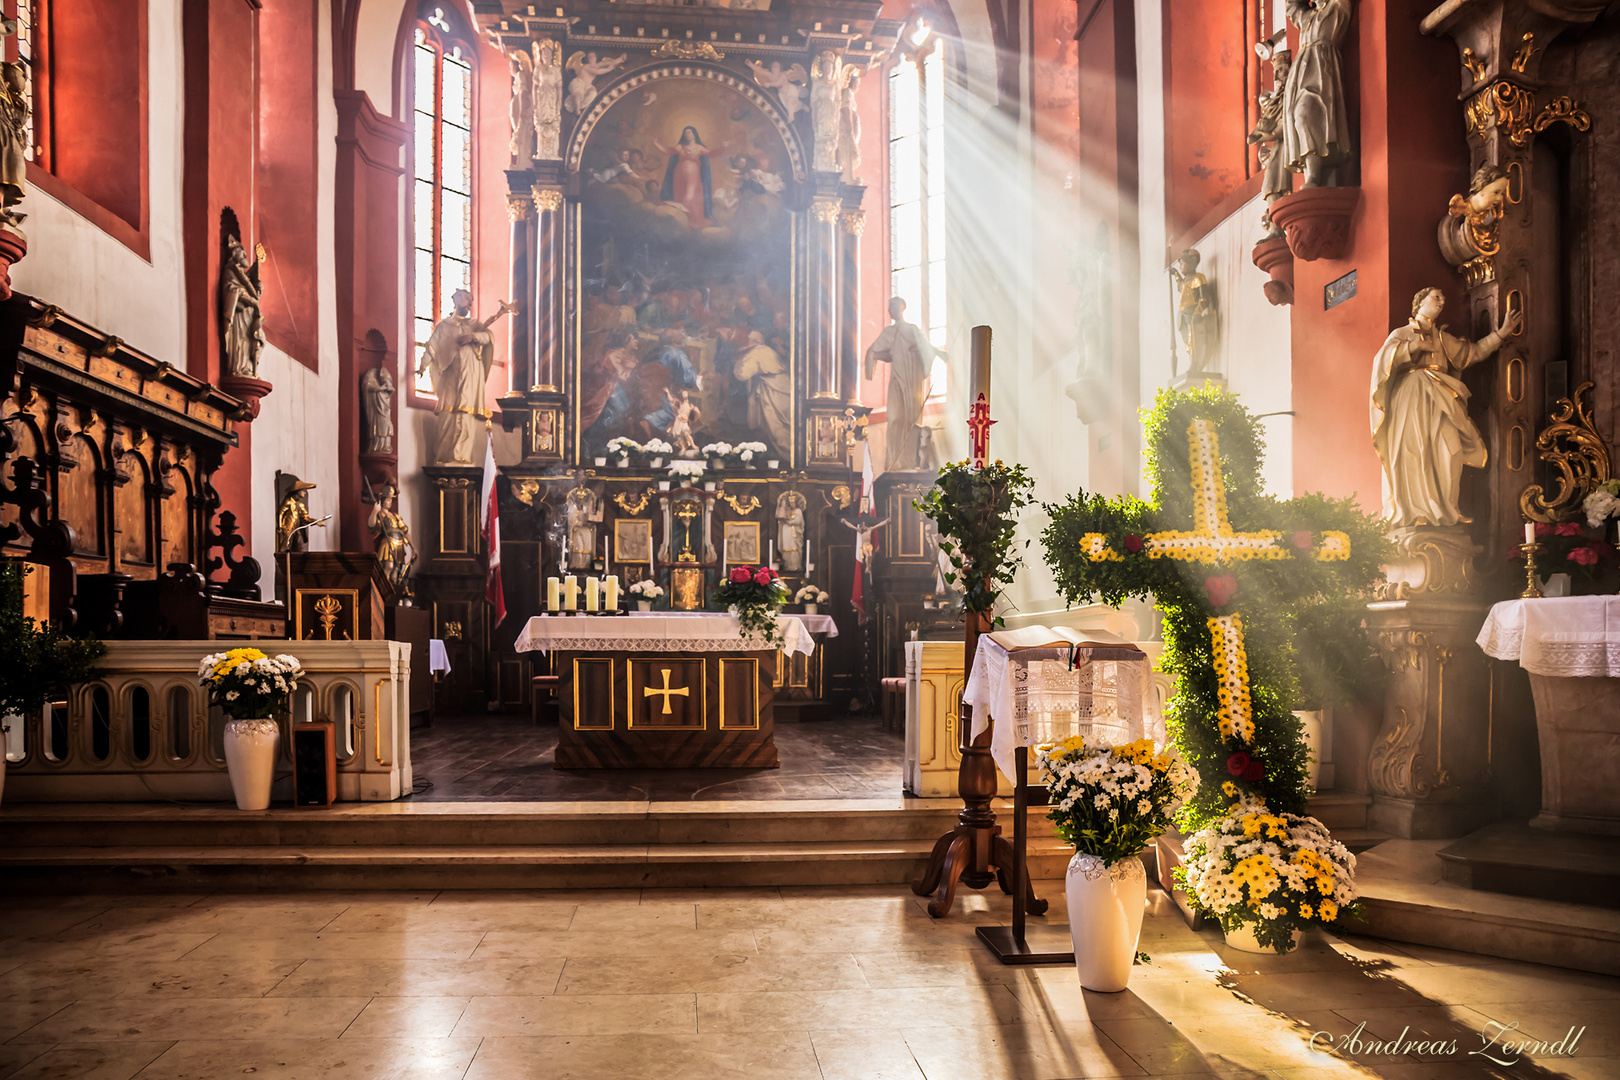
[1041,388,1389,828]
[915,459,1034,622]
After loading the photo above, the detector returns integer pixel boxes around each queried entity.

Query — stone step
[0,837,1079,892]
[1305,790,1371,831]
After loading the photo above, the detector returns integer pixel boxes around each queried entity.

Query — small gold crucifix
[642,667,690,715]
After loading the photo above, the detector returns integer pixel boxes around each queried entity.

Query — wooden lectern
[286,552,394,641]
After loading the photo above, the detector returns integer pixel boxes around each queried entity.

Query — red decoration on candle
[967,393,996,469]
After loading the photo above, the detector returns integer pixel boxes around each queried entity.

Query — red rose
[1569,545,1600,566]
[729,567,751,584]
[1123,534,1144,554]
[1242,760,1265,783]
[1226,752,1250,776]
[753,569,773,585]
[1205,575,1239,607]
[1292,530,1313,550]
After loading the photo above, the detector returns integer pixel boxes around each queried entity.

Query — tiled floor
[409,716,905,801]
[2,881,1614,1079]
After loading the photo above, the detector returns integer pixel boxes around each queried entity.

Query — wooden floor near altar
[1,881,1616,1080]
[410,716,905,802]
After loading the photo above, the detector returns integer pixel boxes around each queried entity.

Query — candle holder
[1520,542,1545,599]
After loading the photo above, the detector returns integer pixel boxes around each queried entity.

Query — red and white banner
[481,436,506,628]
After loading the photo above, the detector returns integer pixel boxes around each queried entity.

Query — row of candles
[545,574,621,612]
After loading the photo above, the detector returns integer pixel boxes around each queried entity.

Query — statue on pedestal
[809,51,843,173]
[367,481,416,593]
[361,365,395,455]
[220,234,266,379]
[1370,287,1522,529]
[1169,249,1216,379]
[508,49,534,166]
[1247,44,1294,236]
[1282,0,1353,189]
[776,490,807,574]
[0,58,29,227]
[532,39,563,160]
[416,290,515,466]
[275,475,321,554]
[564,481,603,570]
[838,68,862,184]
[864,297,942,472]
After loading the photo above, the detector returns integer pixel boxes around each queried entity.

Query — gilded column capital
[506,194,533,222]
[839,209,866,236]
[810,197,841,224]
[532,186,566,213]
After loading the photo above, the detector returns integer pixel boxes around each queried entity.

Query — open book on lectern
[984,624,1145,660]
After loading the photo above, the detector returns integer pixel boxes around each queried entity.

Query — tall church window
[411,5,476,397]
[888,39,947,402]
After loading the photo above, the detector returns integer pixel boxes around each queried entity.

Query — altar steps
[0,799,1076,893]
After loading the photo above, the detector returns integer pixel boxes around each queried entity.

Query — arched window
[411,4,476,398]
[888,35,947,401]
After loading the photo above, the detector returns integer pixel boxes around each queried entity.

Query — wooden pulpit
[286,552,394,641]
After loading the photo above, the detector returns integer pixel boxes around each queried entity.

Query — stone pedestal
[1529,673,1620,835]
[1251,235,1294,306]
[1365,597,1496,838]
[1268,186,1361,262]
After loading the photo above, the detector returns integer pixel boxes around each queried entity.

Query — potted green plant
[0,562,105,804]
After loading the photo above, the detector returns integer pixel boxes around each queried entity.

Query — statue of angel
[746,59,809,124]
[565,52,626,115]
[507,49,534,166]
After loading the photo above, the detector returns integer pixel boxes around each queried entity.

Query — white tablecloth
[963,636,1160,783]
[1478,596,1620,677]
[782,613,838,637]
[514,613,815,657]
[428,639,451,675]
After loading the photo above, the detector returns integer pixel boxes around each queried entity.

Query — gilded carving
[1459,255,1495,289]
[650,40,725,61]
[506,195,533,222]
[532,186,565,213]
[1464,81,1535,146]
[1376,527,1479,600]
[1510,32,1537,75]
[1520,383,1612,523]
[1368,707,1434,800]
[613,488,655,516]
[723,493,761,516]
[1532,96,1591,138]
[513,479,542,506]
[314,594,343,641]
[1461,48,1486,83]
[839,209,865,236]
[810,198,841,224]
[829,483,852,509]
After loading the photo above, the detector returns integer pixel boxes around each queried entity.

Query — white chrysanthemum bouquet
[198,647,304,720]
[1179,804,1360,952]
[1037,736,1198,866]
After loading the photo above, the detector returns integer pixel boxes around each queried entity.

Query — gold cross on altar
[643,668,691,715]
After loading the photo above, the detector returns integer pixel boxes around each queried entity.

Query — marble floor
[2,881,1615,1080]
[409,716,905,802]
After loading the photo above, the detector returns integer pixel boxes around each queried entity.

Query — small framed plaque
[723,521,761,566]
[1325,270,1357,310]
[614,519,653,564]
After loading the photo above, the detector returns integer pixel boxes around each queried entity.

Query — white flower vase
[1223,921,1301,954]
[593,456,607,467]
[1539,572,1572,598]
[803,603,819,616]
[1065,852,1147,992]
[223,716,281,811]
[767,459,779,469]
[616,457,629,469]
[637,600,652,611]
[650,457,664,469]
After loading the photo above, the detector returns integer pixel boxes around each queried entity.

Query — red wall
[1161,0,1256,245]
[258,0,322,369]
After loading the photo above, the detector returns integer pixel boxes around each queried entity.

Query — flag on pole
[851,442,875,624]
[481,435,506,628]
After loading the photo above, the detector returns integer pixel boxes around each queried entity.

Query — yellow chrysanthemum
[1317,899,1338,921]
[1298,902,1314,919]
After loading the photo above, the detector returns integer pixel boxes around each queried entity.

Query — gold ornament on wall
[1532,96,1591,139]
[1510,32,1537,75]
[613,488,655,516]
[723,493,761,516]
[513,479,542,506]
[1519,383,1612,523]
[650,40,725,61]
[1461,48,1487,83]
[532,186,565,212]
[1465,81,1535,145]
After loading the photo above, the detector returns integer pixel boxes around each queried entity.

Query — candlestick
[604,575,620,610]
[1520,543,1544,599]
[585,577,599,612]
[546,577,560,612]
[564,575,579,611]
[1524,522,1536,546]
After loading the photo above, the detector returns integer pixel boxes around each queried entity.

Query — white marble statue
[838,68,862,184]
[746,60,808,124]
[565,483,603,571]
[864,297,941,472]
[809,51,842,173]
[508,50,534,166]
[220,234,265,379]
[361,365,395,454]
[1282,0,1353,188]
[416,289,515,465]
[565,52,625,115]
[776,491,807,574]
[532,39,563,160]
[1370,287,1523,528]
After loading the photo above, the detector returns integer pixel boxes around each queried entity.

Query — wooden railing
[3,641,413,802]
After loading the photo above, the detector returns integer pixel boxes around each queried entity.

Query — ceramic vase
[1065,852,1147,992]
[650,457,664,469]
[1224,921,1301,954]
[1539,572,1573,598]
[223,716,281,811]
[616,457,629,469]
[637,600,653,611]
[767,459,779,469]
[803,603,818,616]
[593,456,607,467]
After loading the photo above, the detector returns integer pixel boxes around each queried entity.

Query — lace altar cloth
[964,637,1162,783]
[514,613,816,658]
[1477,596,1620,678]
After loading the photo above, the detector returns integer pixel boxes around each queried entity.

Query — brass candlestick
[1520,542,1545,599]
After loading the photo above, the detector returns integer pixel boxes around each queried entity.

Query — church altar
[1479,597,1620,834]
[515,613,822,768]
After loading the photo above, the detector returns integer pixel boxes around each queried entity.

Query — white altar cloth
[963,634,1159,783]
[514,613,816,657]
[428,639,451,675]
[1477,596,1620,678]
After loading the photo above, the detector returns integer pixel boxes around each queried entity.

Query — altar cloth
[1477,596,1620,678]
[963,634,1159,783]
[515,613,816,657]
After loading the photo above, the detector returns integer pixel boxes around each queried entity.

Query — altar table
[1479,596,1620,834]
[515,613,815,769]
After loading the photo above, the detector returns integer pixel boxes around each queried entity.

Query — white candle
[603,536,609,566]
[546,577,560,612]
[564,575,579,611]
[1524,522,1536,546]
[585,577,599,612]
[605,575,620,610]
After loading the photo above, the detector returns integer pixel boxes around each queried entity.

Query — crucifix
[643,668,690,715]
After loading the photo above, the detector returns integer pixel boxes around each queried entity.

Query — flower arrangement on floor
[198,647,304,719]
[714,564,789,646]
[914,458,1035,623]
[629,579,664,609]
[1179,801,1360,953]
[1039,736,1199,864]
[793,585,830,611]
